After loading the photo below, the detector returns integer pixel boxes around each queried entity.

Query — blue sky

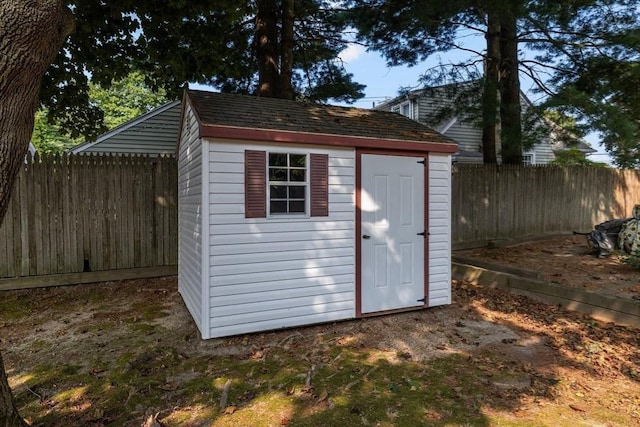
[337,42,614,165]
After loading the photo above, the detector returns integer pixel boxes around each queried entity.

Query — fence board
[2,156,639,281]
[0,154,178,279]
[452,165,640,245]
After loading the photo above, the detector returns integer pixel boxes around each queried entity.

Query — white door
[360,154,425,313]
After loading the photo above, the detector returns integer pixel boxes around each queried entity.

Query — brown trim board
[200,125,457,154]
[355,149,433,317]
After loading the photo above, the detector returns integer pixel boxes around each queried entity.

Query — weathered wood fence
[0,154,177,286]
[1,157,640,287]
[452,165,640,246]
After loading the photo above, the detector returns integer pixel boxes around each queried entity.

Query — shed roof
[184,90,457,154]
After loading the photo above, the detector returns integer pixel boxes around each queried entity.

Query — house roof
[183,90,457,154]
[69,100,181,154]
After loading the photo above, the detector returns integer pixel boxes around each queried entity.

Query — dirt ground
[457,234,640,300]
[1,247,640,425]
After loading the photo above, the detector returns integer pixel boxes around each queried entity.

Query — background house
[376,86,595,165]
[178,89,457,339]
[69,101,181,156]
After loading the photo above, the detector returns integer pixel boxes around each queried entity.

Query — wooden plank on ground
[0,266,177,291]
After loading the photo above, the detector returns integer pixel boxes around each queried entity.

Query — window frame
[522,152,535,165]
[266,150,310,217]
[391,100,414,120]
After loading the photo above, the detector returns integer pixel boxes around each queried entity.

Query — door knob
[362,235,371,239]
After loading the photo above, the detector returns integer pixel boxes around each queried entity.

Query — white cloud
[339,43,366,63]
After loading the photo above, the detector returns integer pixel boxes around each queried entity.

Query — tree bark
[498,7,522,164]
[0,1,74,425]
[255,0,280,97]
[482,7,500,164]
[0,354,24,427]
[279,0,295,100]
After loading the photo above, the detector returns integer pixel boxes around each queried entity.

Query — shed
[69,101,181,156]
[178,89,458,339]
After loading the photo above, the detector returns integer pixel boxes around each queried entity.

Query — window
[268,152,307,215]
[245,150,328,218]
[391,101,414,120]
[522,153,535,165]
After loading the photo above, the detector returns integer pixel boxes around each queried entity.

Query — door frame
[355,149,430,318]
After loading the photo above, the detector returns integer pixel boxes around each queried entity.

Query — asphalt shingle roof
[186,90,456,146]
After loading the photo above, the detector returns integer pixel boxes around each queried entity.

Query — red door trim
[355,149,430,318]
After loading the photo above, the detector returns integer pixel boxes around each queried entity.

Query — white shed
[178,90,458,339]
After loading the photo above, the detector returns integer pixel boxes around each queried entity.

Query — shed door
[360,154,425,313]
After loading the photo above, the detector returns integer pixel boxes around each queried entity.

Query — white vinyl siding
[177,103,206,335]
[207,141,355,338]
[529,143,555,164]
[428,153,452,306]
[72,102,181,156]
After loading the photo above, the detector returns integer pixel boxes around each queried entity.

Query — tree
[39,1,364,139]
[31,109,79,154]
[32,71,169,153]
[348,0,640,166]
[211,0,365,102]
[551,148,609,167]
[348,0,527,163]
[0,2,74,424]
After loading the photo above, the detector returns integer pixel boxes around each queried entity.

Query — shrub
[623,250,640,269]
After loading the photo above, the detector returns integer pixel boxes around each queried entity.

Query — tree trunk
[0,1,74,425]
[482,7,500,164]
[255,0,280,97]
[498,7,522,164]
[0,354,25,427]
[279,0,295,100]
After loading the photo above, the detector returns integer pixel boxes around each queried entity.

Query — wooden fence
[452,165,640,246]
[1,156,639,286]
[0,154,177,282]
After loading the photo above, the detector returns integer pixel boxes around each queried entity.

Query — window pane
[270,200,287,213]
[270,185,287,199]
[289,186,305,199]
[401,103,411,118]
[269,153,287,166]
[289,200,305,213]
[269,168,287,181]
[289,169,305,182]
[290,154,306,167]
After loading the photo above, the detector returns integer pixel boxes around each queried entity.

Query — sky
[335,42,614,165]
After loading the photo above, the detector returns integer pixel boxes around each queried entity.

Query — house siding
[428,153,452,306]
[177,103,206,335]
[380,91,572,165]
[206,141,356,338]
[76,102,181,156]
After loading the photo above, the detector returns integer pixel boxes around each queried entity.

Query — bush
[623,250,640,269]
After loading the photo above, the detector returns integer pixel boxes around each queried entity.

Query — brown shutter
[245,150,266,218]
[310,153,329,217]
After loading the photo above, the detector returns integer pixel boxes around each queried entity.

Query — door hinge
[417,297,426,303]
[417,231,427,237]
[417,159,426,165]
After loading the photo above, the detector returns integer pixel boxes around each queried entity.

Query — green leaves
[39,0,365,141]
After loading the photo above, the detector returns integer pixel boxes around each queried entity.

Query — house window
[268,152,307,215]
[244,150,328,219]
[392,101,414,120]
[522,153,535,165]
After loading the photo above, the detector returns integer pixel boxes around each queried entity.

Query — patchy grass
[2,276,639,426]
